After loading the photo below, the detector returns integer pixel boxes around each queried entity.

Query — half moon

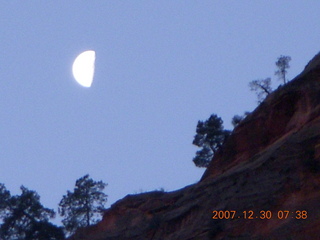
[72,50,96,87]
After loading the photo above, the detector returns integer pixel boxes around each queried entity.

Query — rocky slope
[68,53,320,240]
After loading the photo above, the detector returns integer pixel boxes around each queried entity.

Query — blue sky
[1,1,320,223]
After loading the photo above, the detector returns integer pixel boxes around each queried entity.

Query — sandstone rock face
[68,53,320,240]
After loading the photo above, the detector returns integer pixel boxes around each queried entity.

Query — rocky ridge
[69,52,320,240]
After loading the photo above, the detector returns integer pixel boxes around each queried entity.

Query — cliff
[68,53,320,240]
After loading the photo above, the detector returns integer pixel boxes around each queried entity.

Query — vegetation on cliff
[0,175,107,240]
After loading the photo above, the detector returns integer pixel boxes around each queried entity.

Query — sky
[1,1,320,224]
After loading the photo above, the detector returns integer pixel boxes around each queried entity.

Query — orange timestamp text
[212,210,308,220]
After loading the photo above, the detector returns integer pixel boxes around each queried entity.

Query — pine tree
[58,174,108,236]
[249,78,272,103]
[0,185,64,240]
[0,183,10,219]
[192,114,230,167]
[275,55,291,84]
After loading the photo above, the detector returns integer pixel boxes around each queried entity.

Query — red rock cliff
[68,53,320,240]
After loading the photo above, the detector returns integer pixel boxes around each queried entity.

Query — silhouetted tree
[0,185,64,240]
[25,221,65,240]
[192,114,230,168]
[275,55,291,84]
[231,115,244,128]
[58,174,108,236]
[249,78,272,103]
[231,112,250,128]
[0,183,10,220]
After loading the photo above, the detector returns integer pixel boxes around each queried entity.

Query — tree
[249,78,272,103]
[24,221,65,240]
[0,185,64,240]
[231,115,244,128]
[231,112,250,128]
[58,174,108,236]
[192,114,230,168]
[275,55,291,84]
[0,183,10,220]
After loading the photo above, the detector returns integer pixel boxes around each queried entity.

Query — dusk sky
[1,1,320,224]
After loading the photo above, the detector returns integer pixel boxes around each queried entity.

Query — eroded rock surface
[68,53,320,240]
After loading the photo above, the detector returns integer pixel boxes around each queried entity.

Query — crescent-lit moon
[72,50,96,87]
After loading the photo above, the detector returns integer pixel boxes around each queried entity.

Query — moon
[72,50,96,87]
